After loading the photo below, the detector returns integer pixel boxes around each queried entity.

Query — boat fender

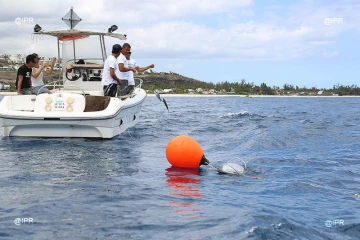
[66,105,73,112]
[45,105,52,112]
[44,97,52,112]
[45,97,52,112]
[46,97,52,104]
[66,97,74,112]
[67,97,74,104]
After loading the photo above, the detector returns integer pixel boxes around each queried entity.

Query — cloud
[322,50,339,58]
[164,63,184,71]
[0,0,359,63]
[102,0,253,20]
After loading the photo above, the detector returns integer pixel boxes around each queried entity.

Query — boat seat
[7,95,37,111]
[84,96,111,112]
[34,93,86,113]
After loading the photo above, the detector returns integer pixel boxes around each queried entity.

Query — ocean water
[0,95,359,239]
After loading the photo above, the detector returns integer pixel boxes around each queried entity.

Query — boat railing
[115,78,144,99]
[62,85,86,96]
[40,77,143,98]
[37,79,63,94]
[38,79,86,96]
[135,78,143,89]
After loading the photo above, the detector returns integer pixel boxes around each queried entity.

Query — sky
[0,0,359,89]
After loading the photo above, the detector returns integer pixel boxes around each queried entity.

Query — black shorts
[103,83,118,97]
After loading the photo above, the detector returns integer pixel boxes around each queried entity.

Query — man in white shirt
[125,51,155,94]
[102,44,123,97]
[116,43,136,92]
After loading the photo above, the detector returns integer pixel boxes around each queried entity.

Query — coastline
[1,92,359,97]
[146,94,360,98]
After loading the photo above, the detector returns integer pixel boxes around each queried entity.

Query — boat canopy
[34,29,127,41]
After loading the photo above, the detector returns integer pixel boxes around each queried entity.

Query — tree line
[143,77,360,96]
[2,70,359,96]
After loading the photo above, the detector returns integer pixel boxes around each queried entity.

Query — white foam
[223,111,249,117]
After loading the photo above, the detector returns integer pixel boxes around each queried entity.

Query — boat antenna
[62,6,82,29]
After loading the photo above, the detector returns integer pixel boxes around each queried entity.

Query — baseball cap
[112,44,122,53]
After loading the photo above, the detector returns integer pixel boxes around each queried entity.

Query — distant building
[39,56,52,61]
[0,66,12,70]
[0,58,8,64]
[9,54,26,64]
[0,83,11,90]
[1,54,58,65]
[163,89,174,94]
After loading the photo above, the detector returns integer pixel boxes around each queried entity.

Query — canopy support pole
[100,35,105,62]
[102,35,107,58]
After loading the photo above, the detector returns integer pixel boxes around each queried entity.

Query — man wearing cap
[101,44,123,97]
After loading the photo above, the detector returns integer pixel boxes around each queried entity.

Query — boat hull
[0,89,146,139]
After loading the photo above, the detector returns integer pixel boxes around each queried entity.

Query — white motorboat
[0,8,147,139]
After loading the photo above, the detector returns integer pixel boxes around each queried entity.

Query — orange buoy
[166,136,209,168]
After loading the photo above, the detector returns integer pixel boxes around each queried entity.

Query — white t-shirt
[127,58,138,86]
[102,55,119,85]
[31,68,44,87]
[116,54,129,81]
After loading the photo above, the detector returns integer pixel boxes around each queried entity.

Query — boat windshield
[61,36,105,70]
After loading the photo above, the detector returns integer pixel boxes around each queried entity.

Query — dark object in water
[217,158,247,175]
[200,155,210,166]
[217,163,245,174]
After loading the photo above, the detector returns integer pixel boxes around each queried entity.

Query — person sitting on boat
[16,54,37,95]
[31,53,57,94]
[116,43,136,92]
[125,51,155,94]
[101,44,123,97]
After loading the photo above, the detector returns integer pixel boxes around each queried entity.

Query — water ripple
[0,96,359,239]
